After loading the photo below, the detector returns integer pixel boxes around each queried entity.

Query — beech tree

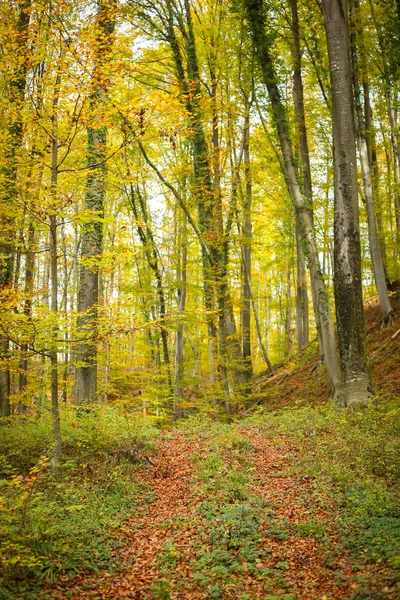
[75,0,117,404]
[243,0,342,396]
[1,0,398,420]
[321,0,371,405]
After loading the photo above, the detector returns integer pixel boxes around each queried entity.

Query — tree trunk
[174,212,187,419]
[49,47,64,466]
[350,0,393,326]
[363,81,391,286]
[241,102,253,381]
[75,0,116,404]
[295,224,309,350]
[19,222,35,412]
[290,0,311,350]
[285,253,293,358]
[244,0,341,394]
[0,0,32,417]
[321,0,371,405]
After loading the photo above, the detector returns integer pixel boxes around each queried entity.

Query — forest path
[50,424,390,600]
[50,430,206,599]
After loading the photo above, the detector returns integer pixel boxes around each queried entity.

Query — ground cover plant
[0,407,158,598]
[1,0,400,594]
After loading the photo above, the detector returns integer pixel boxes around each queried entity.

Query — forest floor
[1,293,399,600]
[43,421,398,600]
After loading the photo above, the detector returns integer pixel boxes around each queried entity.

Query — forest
[0,0,400,597]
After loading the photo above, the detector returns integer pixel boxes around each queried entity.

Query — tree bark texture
[321,0,371,405]
[75,0,116,404]
[244,0,341,394]
[290,0,310,350]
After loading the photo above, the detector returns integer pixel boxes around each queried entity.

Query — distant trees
[0,0,398,427]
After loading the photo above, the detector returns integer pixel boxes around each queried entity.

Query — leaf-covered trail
[48,425,391,599]
[238,426,361,599]
[50,431,206,599]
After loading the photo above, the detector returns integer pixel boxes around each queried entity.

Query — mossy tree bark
[244,0,341,395]
[321,0,371,405]
[75,0,116,404]
[290,0,310,351]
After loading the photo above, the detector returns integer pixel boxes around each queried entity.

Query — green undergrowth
[151,422,297,600]
[0,406,159,597]
[245,397,400,591]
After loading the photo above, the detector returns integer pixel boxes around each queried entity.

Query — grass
[245,396,400,592]
[1,387,399,598]
[0,405,159,598]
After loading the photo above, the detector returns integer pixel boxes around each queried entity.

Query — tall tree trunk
[290,0,310,350]
[167,0,246,410]
[367,0,400,259]
[0,0,32,417]
[75,0,116,404]
[49,46,64,466]
[350,0,393,326]
[244,0,341,395]
[285,254,293,358]
[174,212,187,418]
[241,101,253,381]
[295,224,309,349]
[61,219,69,402]
[321,0,371,405]
[19,221,35,412]
[364,81,391,286]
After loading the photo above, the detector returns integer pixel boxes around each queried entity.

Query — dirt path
[239,425,360,599]
[47,426,394,600]
[49,431,205,599]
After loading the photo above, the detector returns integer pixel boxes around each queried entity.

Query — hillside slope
[252,291,400,409]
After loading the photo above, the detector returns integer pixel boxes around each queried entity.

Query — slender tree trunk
[285,254,293,357]
[19,222,35,412]
[321,0,371,405]
[242,258,273,372]
[242,102,253,381]
[367,0,400,257]
[295,225,309,349]
[49,47,64,466]
[174,213,187,418]
[0,0,32,417]
[244,0,341,394]
[75,0,116,404]
[350,0,393,325]
[290,0,311,350]
[61,219,69,402]
[364,82,391,286]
